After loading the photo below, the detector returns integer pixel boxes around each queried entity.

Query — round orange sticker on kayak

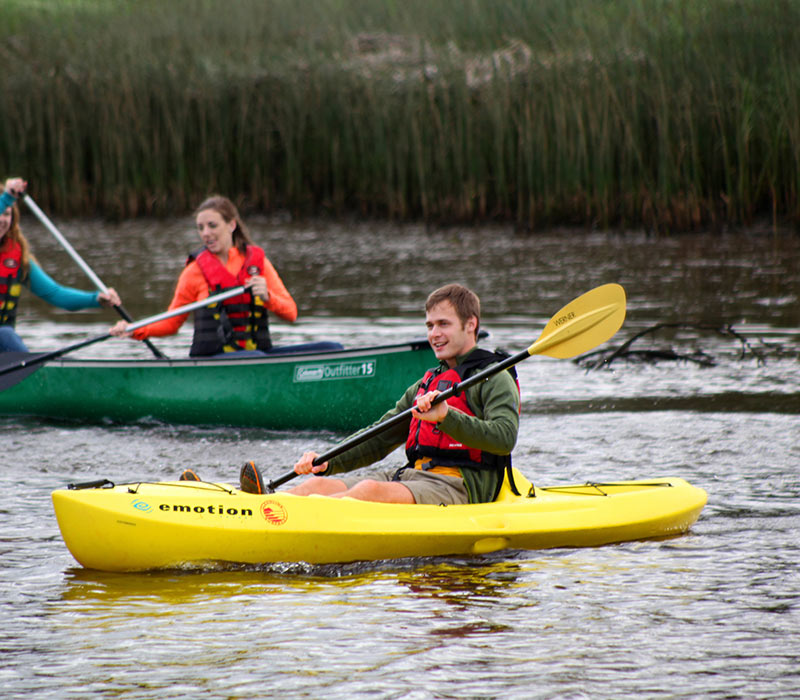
[261,500,288,525]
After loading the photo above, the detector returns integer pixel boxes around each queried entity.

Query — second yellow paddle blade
[528,283,626,359]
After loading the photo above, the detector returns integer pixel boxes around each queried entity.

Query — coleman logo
[247,265,259,275]
[3,258,18,269]
[294,360,376,382]
[261,500,288,525]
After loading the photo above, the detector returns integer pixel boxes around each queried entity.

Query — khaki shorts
[339,468,468,505]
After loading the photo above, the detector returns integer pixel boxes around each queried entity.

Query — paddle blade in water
[527,283,626,359]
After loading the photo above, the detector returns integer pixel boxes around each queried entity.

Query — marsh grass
[1,0,798,230]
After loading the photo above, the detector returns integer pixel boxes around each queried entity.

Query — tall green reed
[0,0,797,230]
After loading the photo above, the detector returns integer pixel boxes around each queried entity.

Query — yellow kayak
[51,470,707,572]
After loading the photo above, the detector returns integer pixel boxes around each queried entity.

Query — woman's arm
[27,261,102,310]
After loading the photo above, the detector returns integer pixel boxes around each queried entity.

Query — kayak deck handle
[67,479,115,490]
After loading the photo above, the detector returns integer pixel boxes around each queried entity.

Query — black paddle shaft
[265,346,528,491]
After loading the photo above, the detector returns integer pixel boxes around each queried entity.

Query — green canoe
[0,339,436,431]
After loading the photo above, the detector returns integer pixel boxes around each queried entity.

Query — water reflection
[394,559,525,610]
[59,567,348,605]
[58,556,527,606]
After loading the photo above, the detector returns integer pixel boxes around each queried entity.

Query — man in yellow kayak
[240,283,520,505]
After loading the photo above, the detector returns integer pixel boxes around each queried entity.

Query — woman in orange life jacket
[275,283,521,506]
[0,177,122,353]
[110,195,336,357]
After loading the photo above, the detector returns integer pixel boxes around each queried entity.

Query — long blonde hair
[0,184,31,280]
[193,195,254,255]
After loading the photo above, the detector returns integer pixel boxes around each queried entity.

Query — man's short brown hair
[425,283,480,337]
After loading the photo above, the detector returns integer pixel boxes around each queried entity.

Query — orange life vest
[187,245,271,356]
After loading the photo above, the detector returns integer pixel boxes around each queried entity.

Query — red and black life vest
[405,349,520,472]
[0,239,23,327]
[187,245,272,357]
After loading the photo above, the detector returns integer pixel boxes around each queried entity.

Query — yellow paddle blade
[528,283,626,359]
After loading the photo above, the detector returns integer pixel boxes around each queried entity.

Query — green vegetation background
[1,0,798,231]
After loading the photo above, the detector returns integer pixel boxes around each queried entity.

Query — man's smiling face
[425,300,477,368]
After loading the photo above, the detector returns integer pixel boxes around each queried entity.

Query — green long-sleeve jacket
[324,347,520,503]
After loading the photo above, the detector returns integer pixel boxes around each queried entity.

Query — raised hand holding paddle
[22,193,167,359]
[264,283,627,492]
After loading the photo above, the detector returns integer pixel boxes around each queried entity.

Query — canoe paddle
[0,285,247,391]
[264,283,627,491]
[22,194,168,360]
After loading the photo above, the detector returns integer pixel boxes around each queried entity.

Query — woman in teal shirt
[0,177,121,352]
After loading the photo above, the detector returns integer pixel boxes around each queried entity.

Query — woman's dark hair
[194,195,253,254]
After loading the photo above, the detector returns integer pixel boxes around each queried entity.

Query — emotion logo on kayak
[261,500,288,525]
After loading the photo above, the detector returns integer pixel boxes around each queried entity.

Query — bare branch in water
[575,322,771,370]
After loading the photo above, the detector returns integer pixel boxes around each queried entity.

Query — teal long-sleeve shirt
[26,260,101,310]
[324,348,520,502]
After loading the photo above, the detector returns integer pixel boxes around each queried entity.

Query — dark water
[2,218,799,698]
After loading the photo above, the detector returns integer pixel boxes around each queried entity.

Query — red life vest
[405,349,520,472]
[0,239,23,327]
[187,245,272,356]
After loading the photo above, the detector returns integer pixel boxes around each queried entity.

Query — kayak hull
[51,474,707,572]
[0,340,435,431]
